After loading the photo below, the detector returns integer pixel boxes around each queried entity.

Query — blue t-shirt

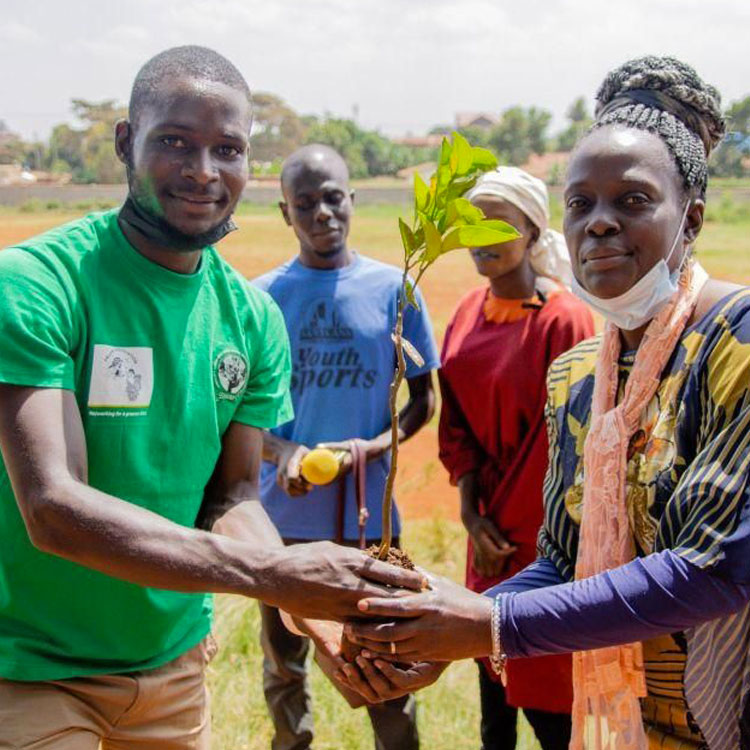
[253,253,440,540]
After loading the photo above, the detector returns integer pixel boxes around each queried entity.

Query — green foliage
[487,106,552,165]
[556,96,593,151]
[710,95,750,179]
[303,116,437,178]
[398,131,520,293]
[249,92,306,163]
[727,96,750,134]
[710,142,746,178]
[43,100,127,183]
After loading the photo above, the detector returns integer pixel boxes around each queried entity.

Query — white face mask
[572,201,691,330]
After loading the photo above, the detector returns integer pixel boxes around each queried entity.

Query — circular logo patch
[214,349,249,398]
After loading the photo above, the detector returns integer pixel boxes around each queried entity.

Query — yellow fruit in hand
[300,448,340,485]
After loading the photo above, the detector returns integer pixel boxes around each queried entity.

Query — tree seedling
[378,132,520,560]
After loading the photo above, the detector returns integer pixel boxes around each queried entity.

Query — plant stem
[378,275,407,559]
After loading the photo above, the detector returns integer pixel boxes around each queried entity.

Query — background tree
[249,92,305,163]
[726,96,750,134]
[709,95,750,178]
[304,117,436,178]
[556,96,592,151]
[0,121,27,165]
[487,105,552,165]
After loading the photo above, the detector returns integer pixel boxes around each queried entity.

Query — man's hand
[336,656,447,704]
[260,541,426,621]
[315,439,384,478]
[464,513,517,578]
[276,442,312,497]
[344,573,493,662]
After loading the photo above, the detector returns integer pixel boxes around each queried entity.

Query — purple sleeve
[497,549,750,659]
[484,556,565,595]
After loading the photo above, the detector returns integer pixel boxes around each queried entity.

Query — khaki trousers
[0,636,217,750]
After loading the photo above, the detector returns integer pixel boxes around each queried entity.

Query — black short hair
[590,56,725,197]
[129,45,252,125]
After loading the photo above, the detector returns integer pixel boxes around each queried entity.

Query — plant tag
[392,334,425,368]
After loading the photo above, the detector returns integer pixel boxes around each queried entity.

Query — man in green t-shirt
[0,46,422,750]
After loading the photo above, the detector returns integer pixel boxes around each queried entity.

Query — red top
[439,285,594,711]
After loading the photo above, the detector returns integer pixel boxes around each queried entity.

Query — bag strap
[334,439,369,549]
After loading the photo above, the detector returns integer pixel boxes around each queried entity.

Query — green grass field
[3,193,750,749]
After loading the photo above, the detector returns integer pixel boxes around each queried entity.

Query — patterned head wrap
[591,56,725,197]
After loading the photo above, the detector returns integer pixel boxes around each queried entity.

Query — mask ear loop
[667,200,692,274]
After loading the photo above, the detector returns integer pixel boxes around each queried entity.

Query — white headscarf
[466,166,572,288]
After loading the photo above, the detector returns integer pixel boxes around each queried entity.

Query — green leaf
[434,207,448,233]
[441,222,520,252]
[435,160,455,203]
[398,217,417,257]
[471,146,498,170]
[439,137,452,166]
[414,173,430,212]
[445,197,484,227]
[420,217,443,263]
[444,174,479,202]
[478,219,521,238]
[392,333,425,368]
[404,279,420,310]
[452,132,474,176]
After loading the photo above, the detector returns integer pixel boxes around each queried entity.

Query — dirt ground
[0,210,477,522]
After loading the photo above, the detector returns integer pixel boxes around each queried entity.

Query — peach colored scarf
[570,260,707,750]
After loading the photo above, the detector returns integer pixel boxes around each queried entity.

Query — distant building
[0,164,24,186]
[454,112,499,131]
[521,151,569,183]
[392,134,444,148]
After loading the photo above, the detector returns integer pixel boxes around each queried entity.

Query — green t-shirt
[0,209,293,680]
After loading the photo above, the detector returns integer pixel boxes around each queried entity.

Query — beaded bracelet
[489,595,507,680]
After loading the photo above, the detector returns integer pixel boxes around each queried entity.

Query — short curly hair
[591,56,725,196]
[129,46,252,127]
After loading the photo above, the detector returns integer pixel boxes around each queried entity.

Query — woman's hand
[464,513,517,578]
[335,656,448,703]
[344,574,494,663]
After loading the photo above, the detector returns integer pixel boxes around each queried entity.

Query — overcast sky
[2,0,749,141]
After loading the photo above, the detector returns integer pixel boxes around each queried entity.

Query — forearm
[458,471,481,528]
[484,556,565,596]
[25,474,278,599]
[212,493,284,549]
[499,549,750,658]
[263,431,298,465]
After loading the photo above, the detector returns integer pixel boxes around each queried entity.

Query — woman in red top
[439,167,594,750]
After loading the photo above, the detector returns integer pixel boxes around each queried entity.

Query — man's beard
[120,173,237,252]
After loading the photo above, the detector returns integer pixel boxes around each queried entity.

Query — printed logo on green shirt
[214,349,249,401]
[88,344,154,412]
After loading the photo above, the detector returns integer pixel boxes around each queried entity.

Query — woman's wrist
[489,595,507,678]
[468,593,495,658]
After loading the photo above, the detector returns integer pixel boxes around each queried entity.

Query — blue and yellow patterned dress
[540,288,750,749]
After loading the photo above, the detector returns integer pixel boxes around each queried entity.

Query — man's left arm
[197,421,351,659]
[196,420,282,546]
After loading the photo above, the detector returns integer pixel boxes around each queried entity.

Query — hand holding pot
[344,573,493,662]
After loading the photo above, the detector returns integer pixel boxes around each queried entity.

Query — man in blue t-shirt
[253,144,439,750]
